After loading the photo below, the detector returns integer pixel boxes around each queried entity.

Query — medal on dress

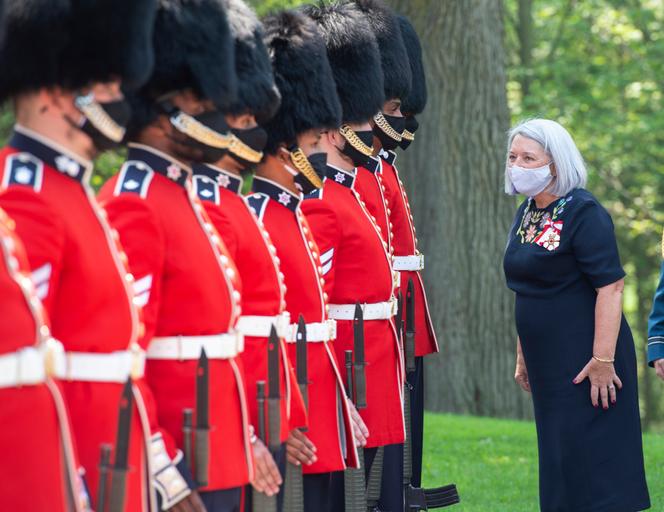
[534,219,563,251]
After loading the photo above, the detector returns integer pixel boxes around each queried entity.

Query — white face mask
[508,162,553,197]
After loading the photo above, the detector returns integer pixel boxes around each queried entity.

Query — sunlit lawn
[422,413,664,511]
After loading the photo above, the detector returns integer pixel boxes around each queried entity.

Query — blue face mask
[508,162,553,196]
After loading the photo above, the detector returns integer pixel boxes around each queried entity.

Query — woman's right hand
[515,357,531,393]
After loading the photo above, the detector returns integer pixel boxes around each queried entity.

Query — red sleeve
[100,193,165,344]
[301,198,340,297]
[0,187,65,314]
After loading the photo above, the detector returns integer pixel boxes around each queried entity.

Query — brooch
[534,219,563,251]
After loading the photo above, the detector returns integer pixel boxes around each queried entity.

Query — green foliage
[505,0,664,426]
[423,412,664,510]
[247,0,308,16]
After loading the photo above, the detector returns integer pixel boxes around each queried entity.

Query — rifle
[108,379,133,512]
[343,350,367,512]
[194,349,210,487]
[96,444,112,512]
[403,279,460,509]
[283,317,307,512]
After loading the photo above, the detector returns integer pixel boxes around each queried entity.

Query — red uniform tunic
[377,150,438,356]
[191,164,307,444]
[355,156,393,252]
[0,207,89,512]
[0,126,159,512]
[246,176,358,473]
[99,144,252,492]
[301,165,405,448]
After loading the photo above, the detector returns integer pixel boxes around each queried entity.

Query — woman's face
[508,134,549,169]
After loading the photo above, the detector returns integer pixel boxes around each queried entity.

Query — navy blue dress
[503,189,650,512]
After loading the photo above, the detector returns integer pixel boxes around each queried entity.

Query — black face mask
[340,128,374,168]
[400,116,420,150]
[73,94,132,152]
[161,101,232,163]
[373,113,406,151]
[289,147,327,195]
[228,126,268,170]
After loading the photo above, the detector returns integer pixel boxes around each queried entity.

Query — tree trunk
[389,0,532,418]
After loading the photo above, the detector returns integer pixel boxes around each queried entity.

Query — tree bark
[389,0,532,418]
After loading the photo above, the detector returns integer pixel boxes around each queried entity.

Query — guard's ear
[276,144,292,165]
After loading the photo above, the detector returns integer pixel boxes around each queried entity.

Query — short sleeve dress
[503,189,650,512]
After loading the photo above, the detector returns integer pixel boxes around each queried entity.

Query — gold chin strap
[170,111,233,149]
[401,129,415,142]
[290,147,323,189]
[339,125,374,156]
[228,134,263,163]
[373,112,403,142]
[75,94,126,142]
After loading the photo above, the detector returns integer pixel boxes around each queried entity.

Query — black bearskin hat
[302,1,384,124]
[224,0,281,124]
[398,15,427,115]
[127,0,238,133]
[0,0,157,103]
[261,9,342,154]
[352,0,411,101]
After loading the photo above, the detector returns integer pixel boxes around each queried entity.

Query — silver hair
[505,118,587,196]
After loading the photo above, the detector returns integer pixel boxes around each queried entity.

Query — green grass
[422,413,664,511]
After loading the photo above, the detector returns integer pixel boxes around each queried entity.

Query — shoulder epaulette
[245,193,269,222]
[113,161,154,198]
[1,152,44,192]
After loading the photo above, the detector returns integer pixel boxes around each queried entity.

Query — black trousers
[243,443,286,512]
[303,472,333,511]
[200,487,242,512]
[408,356,425,487]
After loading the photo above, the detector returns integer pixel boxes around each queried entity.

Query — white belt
[0,342,146,387]
[236,313,291,338]
[0,346,50,388]
[147,332,244,360]
[327,298,398,321]
[393,254,424,271]
[285,320,337,343]
[62,345,146,382]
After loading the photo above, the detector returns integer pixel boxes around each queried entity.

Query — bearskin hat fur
[302,1,384,124]
[352,0,411,101]
[261,9,342,154]
[398,15,427,115]
[0,0,157,102]
[224,0,280,124]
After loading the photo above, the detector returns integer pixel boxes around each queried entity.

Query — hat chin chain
[170,111,233,149]
[339,125,374,156]
[373,112,403,142]
[75,94,125,142]
[290,147,322,189]
[228,135,263,163]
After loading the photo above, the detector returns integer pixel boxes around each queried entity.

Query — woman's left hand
[573,358,623,409]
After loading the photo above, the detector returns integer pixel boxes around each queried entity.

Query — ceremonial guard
[647,230,664,380]
[98,1,252,510]
[299,2,406,509]
[247,9,360,509]
[0,1,162,510]
[382,14,439,489]
[0,207,89,511]
[190,0,307,503]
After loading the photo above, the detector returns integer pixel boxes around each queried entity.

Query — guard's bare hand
[574,358,622,409]
[654,359,664,381]
[167,490,207,512]
[250,439,282,497]
[286,429,317,466]
[348,402,369,447]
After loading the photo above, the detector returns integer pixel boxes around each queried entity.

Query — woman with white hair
[503,119,650,511]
